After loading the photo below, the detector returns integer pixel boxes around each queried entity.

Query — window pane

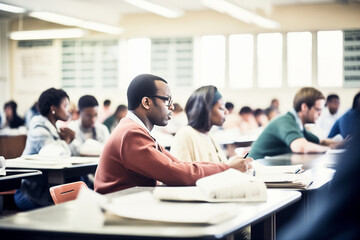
[127,38,151,82]
[287,32,312,87]
[229,34,253,88]
[62,39,119,89]
[257,33,283,88]
[317,30,343,87]
[200,35,225,88]
[151,38,193,87]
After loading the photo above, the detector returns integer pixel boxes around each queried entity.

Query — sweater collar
[126,111,152,135]
[126,111,160,151]
[289,109,304,131]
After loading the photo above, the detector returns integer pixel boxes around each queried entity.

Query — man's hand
[226,155,253,173]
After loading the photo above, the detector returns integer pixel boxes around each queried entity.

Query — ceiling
[0,0,348,25]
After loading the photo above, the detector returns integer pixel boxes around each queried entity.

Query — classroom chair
[49,181,88,205]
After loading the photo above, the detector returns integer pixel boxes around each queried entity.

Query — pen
[243,153,255,176]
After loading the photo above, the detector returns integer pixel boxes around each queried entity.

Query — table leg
[251,213,276,240]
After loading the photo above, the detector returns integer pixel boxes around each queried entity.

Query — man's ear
[141,97,151,110]
[300,103,308,112]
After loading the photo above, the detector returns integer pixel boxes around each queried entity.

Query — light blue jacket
[22,115,71,156]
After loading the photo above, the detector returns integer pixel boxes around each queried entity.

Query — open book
[251,161,312,189]
[153,169,267,202]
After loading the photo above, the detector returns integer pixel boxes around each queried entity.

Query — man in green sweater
[249,87,340,160]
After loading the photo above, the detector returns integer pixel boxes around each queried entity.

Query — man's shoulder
[267,112,294,127]
[114,118,148,135]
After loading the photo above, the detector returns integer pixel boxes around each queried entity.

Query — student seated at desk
[170,85,250,164]
[94,74,252,195]
[15,88,75,210]
[69,95,110,156]
[314,94,341,139]
[249,87,344,160]
[103,104,128,133]
[1,100,25,129]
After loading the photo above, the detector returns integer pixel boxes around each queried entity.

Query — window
[151,38,193,87]
[229,34,254,88]
[200,35,225,88]
[62,40,119,89]
[257,33,283,88]
[343,30,360,87]
[287,32,312,87]
[317,30,343,87]
[127,38,151,83]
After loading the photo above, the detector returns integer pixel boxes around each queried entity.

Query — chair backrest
[0,135,27,159]
[49,181,88,205]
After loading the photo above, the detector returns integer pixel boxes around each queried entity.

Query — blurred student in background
[24,102,40,129]
[103,104,128,133]
[15,88,75,210]
[69,95,110,156]
[98,99,113,123]
[238,106,259,134]
[156,103,187,135]
[315,94,341,139]
[254,108,269,127]
[1,100,24,129]
[222,101,240,130]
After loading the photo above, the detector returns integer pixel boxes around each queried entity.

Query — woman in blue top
[15,88,75,210]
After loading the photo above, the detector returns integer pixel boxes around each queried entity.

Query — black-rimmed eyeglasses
[149,95,173,108]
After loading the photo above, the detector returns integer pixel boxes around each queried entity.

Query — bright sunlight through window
[229,34,254,88]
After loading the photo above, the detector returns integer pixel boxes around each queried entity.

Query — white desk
[5,157,99,185]
[0,187,301,240]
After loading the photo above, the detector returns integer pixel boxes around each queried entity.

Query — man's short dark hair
[115,104,128,114]
[225,102,234,111]
[4,100,17,112]
[239,106,253,115]
[103,99,111,106]
[254,108,265,117]
[38,88,69,116]
[327,94,339,103]
[127,74,167,110]
[293,87,324,112]
[78,95,99,112]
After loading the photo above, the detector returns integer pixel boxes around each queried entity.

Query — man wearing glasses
[94,74,253,194]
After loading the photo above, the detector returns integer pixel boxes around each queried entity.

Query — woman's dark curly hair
[38,88,69,116]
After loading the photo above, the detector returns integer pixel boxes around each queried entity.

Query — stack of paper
[153,169,267,202]
[251,161,312,189]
